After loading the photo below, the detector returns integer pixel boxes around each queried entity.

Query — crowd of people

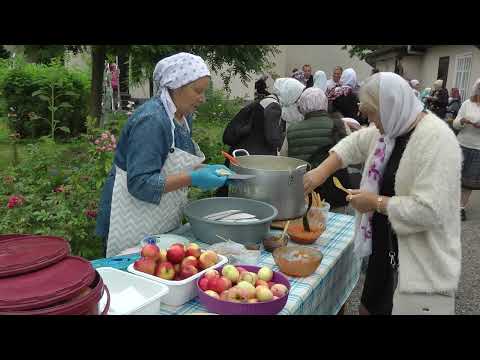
[96,52,480,315]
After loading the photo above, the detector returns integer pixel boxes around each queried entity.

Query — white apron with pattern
[106,118,205,258]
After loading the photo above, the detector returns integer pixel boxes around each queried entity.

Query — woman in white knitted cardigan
[452,78,480,221]
[304,72,462,315]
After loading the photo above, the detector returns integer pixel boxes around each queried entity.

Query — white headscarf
[313,70,328,92]
[297,87,328,115]
[355,72,425,258]
[410,79,419,88]
[433,79,443,90]
[329,68,357,100]
[152,52,210,121]
[340,68,357,88]
[272,78,305,126]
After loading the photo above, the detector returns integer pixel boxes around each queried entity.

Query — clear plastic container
[97,267,169,315]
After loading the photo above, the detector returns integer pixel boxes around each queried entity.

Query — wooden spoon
[303,192,313,232]
[279,220,290,244]
[333,176,351,194]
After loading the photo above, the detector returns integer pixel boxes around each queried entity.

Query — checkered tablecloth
[91,212,360,315]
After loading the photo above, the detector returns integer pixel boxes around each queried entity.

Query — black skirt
[461,146,480,190]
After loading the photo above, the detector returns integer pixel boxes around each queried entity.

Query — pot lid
[0,236,70,278]
[0,256,95,311]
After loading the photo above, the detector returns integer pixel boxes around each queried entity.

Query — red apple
[204,290,220,299]
[158,249,168,263]
[174,274,183,281]
[257,267,273,282]
[181,256,199,269]
[209,276,231,294]
[248,298,259,304]
[222,265,240,283]
[174,263,181,274]
[141,243,160,260]
[133,257,156,275]
[167,244,185,264]
[204,269,220,280]
[272,296,279,301]
[220,290,230,301]
[155,261,175,280]
[227,287,249,303]
[185,243,202,258]
[267,281,275,289]
[238,272,257,286]
[179,264,198,280]
[236,281,256,299]
[271,284,289,298]
[199,277,210,291]
[198,250,218,270]
[256,279,269,288]
[256,286,273,302]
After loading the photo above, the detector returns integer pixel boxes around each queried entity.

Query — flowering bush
[0,124,113,260]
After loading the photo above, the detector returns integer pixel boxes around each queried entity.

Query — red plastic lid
[0,256,95,311]
[0,236,70,278]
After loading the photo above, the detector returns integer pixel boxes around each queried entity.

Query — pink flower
[85,209,97,219]
[54,185,66,193]
[95,139,100,145]
[110,134,116,143]
[101,133,109,140]
[7,195,25,209]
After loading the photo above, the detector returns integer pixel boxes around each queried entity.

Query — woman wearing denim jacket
[96,53,230,257]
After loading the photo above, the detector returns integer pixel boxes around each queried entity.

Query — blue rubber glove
[190,166,228,190]
[207,164,234,174]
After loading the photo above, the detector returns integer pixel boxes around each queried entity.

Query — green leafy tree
[21,45,279,124]
[342,45,388,60]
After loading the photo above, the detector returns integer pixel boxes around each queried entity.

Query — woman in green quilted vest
[279,87,352,211]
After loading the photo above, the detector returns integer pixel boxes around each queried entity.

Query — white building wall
[285,45,372,83]
[420,45,480,95]
[400,56,423,81]
[209,45,372,100]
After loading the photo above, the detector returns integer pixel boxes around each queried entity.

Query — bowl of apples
[196,265,290,315]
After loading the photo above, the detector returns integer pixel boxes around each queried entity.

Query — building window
[454,53,473,101]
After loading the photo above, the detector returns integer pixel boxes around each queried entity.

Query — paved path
[344,191,480,315]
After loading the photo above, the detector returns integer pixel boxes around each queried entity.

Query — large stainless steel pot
[228,149,310,220]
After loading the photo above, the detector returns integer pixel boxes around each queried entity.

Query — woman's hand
[346,190,378,213]
[303,152,344,195]
[304,168,325,195]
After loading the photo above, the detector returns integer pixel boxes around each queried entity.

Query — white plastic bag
[208,239,260,265]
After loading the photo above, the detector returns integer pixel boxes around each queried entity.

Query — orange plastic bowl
[287,224,325,245]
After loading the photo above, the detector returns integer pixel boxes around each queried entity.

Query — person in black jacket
[328,68,361,123]
[215,95,285,196]
[426,79,449,119]
[254,74,270,101]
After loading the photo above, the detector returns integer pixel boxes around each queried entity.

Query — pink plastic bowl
[196,265,290,315]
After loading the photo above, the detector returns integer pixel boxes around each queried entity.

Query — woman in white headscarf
[453,78,480,221]
[271,77,305,128]
[304,72,462,315]
[327,68,362,123]
[280,87,352,211]
[97,52,231,257]
[313,70,328,92]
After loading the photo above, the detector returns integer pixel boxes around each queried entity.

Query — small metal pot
[228,149,309,220]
